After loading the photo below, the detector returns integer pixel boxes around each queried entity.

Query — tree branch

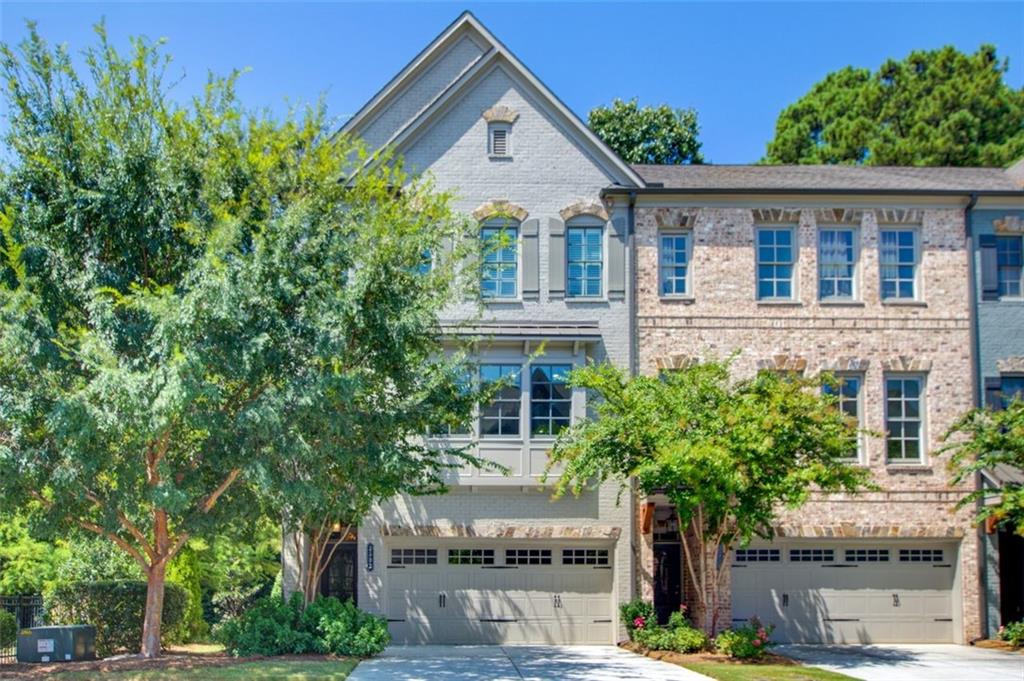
[199,468,241,514]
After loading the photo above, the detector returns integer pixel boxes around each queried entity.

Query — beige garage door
[731,542,955,643]
[386,543,614,644]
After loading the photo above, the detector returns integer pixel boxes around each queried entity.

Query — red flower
[633,616,646,629]
[753,639,762,647]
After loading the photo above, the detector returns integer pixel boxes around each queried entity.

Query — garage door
[731,541,955,643]
[386,544,614,644]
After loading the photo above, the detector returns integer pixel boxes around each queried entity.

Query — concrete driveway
[778,643,1024,681]
[348,645,711,681]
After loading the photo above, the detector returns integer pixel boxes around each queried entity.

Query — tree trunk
[140,560,167,658]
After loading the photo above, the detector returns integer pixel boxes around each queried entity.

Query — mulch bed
[0,652,344,678]
[620,640,798,666]
[973,639,1024,654]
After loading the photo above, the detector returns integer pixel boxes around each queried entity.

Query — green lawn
[55,659,358,681]
[680,661,856,681]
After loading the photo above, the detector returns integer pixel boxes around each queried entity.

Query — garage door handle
[782,594,789,607]
[934,618,953,622]
[439,594,446,608]
[479,618,517,623]
[892,593,900,607]
[823,618,860,622]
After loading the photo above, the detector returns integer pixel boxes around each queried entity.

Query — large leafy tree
[942,401,1024,536]
[548,361,871,634]
[764,45,1024,166]
[588,98,704,164]
[0,25,479,656]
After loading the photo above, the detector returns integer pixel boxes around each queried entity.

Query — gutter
[601,187,1024,199]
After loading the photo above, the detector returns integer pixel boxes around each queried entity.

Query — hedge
[0,609,16,648]
[48,580,187,656]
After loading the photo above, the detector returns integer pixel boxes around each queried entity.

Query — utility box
[16,626,96,663]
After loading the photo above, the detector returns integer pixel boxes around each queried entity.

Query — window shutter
[464,229,482,301]
[980,234,999,301]
[985,376,1003,410]
[608,216,627,299]
[521,218,540,300]
[548,217,566,299]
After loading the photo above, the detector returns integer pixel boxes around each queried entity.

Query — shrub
[634,621,708,653]
[714,617,775,659]
[619,598,656,641]
[0,609,16,648]
[47,580,187,656]
[999,620,1024,648]
[308,598,390,657]
[214,593,316,656]
[166,548,209,643]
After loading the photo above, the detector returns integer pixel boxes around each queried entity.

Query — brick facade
[634,201,981,642]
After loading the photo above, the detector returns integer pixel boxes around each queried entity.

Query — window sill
[757,300,803,307]
[881,300,927,307]
[479,437,524,444]
[819,300,865,307]
[884,463,932,472]
[488,154,513,161]
[660,295,695,304]
[565,297,609,304]
[482,299,524,307]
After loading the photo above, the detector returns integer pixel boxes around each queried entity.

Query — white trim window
[567,225,603,297]
[879,228,918,300]
[818,228,856,300]
[480,364,521,437]
[997,235,1023,298]
[488,123,511,157]
[481,220,519,299]
[659,231,690,296]
[885,375,925,463]
[530,364,572,437]
[824,374,862,462]
[756,227,795,300]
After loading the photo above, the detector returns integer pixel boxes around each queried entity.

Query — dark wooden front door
[654,543,682,625]
[1001,529,1024,625]
[320,542,358,605]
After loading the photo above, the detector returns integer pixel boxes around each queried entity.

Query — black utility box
[16,625,96,663]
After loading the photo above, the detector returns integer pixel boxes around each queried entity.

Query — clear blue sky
[2,1,1022,163]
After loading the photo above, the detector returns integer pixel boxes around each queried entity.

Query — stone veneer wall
[634,203,981,641]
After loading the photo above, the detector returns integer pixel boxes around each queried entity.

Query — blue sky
[2,2,1022,163]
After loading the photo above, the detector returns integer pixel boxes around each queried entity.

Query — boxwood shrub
[0,609,16,648]
[48,580,187,656]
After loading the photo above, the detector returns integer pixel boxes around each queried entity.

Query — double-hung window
[818,229,856,300]
[885,376,924,463]
[481,221,519,299]
[824,375,862,462]
[567,225,603,297]
[999,375,1024,408]
[880,229,917,301]
[530,365,572,437]
[757,228,795,300]
[480,364,521,437]
[997,236,1023,298]
[659,232,690,296]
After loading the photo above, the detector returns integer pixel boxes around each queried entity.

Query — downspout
[963,191,988,642]
[628,190,638,377]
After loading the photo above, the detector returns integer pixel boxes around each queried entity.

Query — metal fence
[0,595,44,664]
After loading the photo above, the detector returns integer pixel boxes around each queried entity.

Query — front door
[320,542,358,605]
[653,543,682,625]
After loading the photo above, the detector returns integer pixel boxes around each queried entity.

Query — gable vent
[490,127,509,156]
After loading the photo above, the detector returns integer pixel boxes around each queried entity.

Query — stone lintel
[472,200,529,223]
[560,201,610,222]
[482,105,519,124]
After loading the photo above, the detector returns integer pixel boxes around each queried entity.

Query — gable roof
[629,164,1024,195]
[341,11,645,188]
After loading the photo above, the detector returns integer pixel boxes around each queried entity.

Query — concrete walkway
[348,645,712,681]
[778,643,1024,681]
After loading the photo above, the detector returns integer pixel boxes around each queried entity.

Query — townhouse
[283,11,1024,646]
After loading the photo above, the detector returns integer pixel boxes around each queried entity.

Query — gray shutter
[608,216,627,300]
[464,228,481,301]
[980,234,999,301]
[549,217,566,299]
[521,218,540,300]
[985,376,1004,410]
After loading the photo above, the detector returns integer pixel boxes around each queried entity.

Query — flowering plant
[633,616,646,630]
[714,617,775,659]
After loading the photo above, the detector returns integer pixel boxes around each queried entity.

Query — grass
[54,659,359,680]
[680,660,857,681]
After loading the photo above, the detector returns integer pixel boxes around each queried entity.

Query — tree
[588,98,704,164]
[942,401,1024,536]
[764,45,1024,166]
[548,361,871,634]
[0,24,479,656]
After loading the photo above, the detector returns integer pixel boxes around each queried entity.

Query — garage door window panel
[562,549,609,566]
[790,548,834,562]
[448,549,495,565]
[899,548,944,563]
[845,548,890,562]
[506,549,552,565]
[734,548,780,563]
[391,548,438,565]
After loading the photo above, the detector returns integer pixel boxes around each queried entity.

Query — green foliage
[48,581,187,656]
[53,536,142,586]
[0,514,64,594]
[0,609,16,647]
[764,45,1024,166]
[0,22,480,654]
[631,608,708,653]
[215,594,389,658]
[166,547,209,643]
[942,401,1024,536]
[619,598,656,640]
[999,620,1024,647]
[714,618,774,659]
[589,98,704,164]
[550,360,870,632]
